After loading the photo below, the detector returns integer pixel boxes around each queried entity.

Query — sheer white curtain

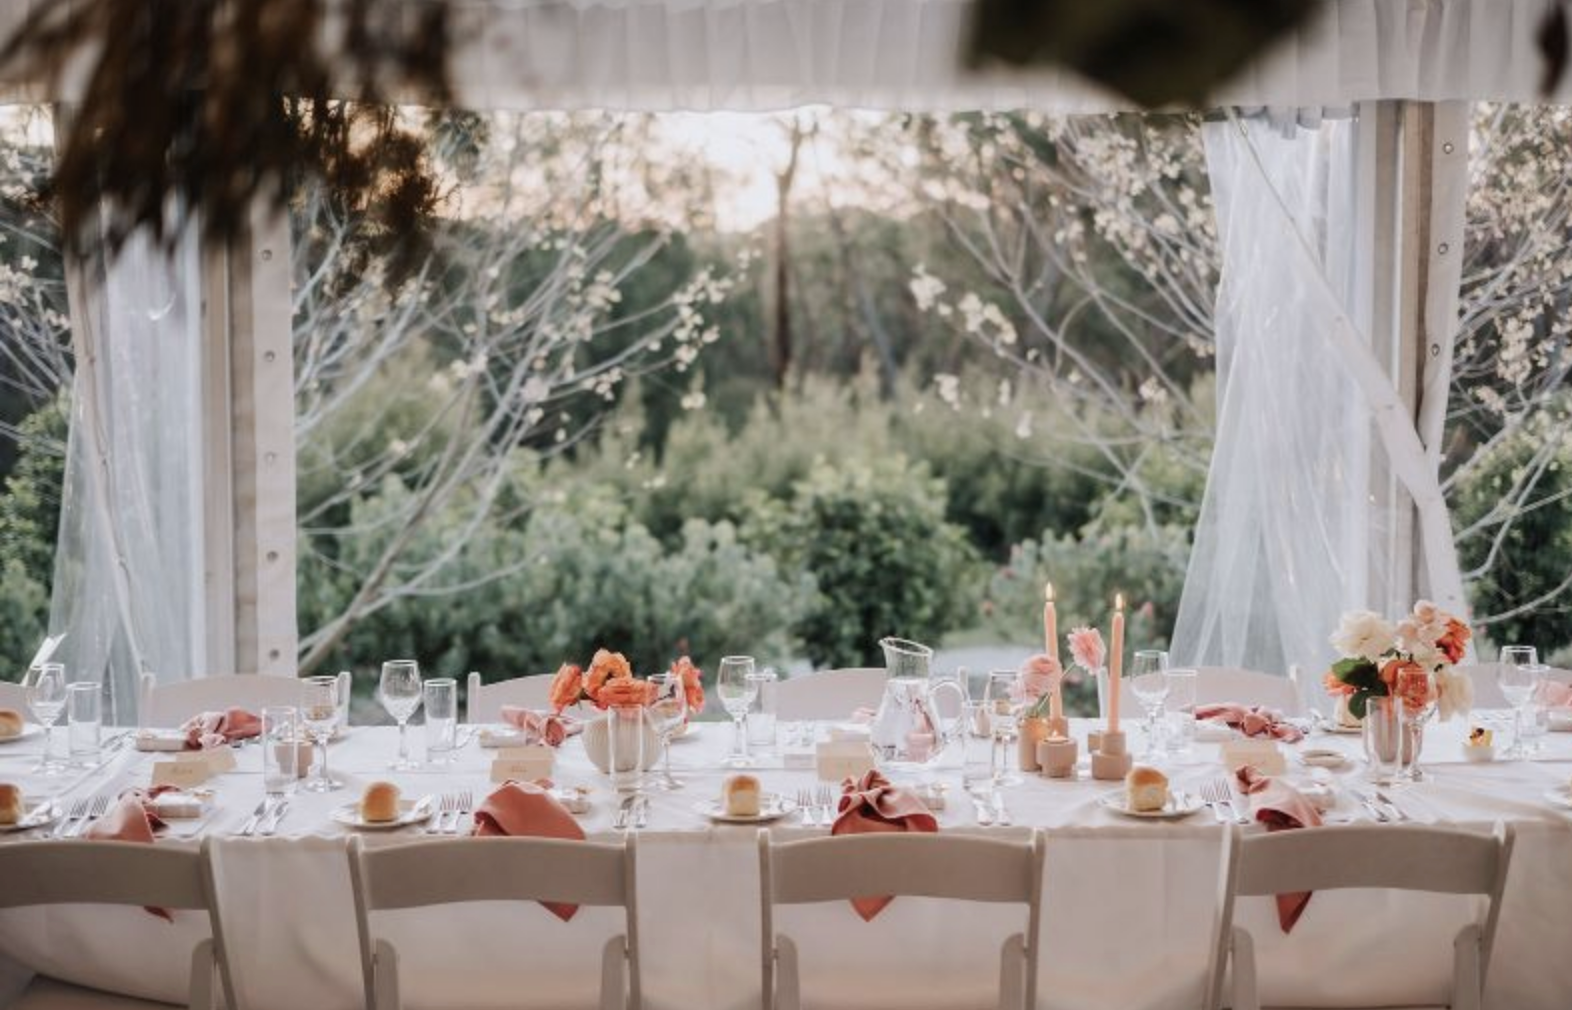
[1174,110,1467,680]
[47,229,205,724]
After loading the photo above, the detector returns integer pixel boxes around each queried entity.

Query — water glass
[301,675,343,793]
[1129,650,1170,758]
[261,706,300,796]
[1362,694,1401,784]
[983,671,1022,788]
[1163,667,1198,758]
[66,682,102,764]
[379,660,424,771]
[606,704,647,795]
[1498,661,1544,759]
[423,678,458,766]
[716,656,759,767]
[648,672,687,790]
[22,661,68,775]
[746,668,779,749]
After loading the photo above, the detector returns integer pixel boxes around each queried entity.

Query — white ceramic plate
[330,798,434,831]
[695,793,797,824]
[0,799,58,833]
[1099,791,1206,820]
[1544,786,1572,811]
[1296,748,1351,769]
[0,724,43,746]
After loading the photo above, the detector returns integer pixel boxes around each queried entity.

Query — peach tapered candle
[1044,583,1064,723]
[1108,593,1125,732]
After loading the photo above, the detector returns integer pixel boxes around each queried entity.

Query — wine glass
[379,660,424,771]
[1498,661,1545,760]
[1394,666,1438,783]
[1163,667,1198,759]
[984,671,1022,788]
[300,675,343,793]
[648,672,688,789]
[716,656,758,768]
[1129,650,1170,759]
[22,662,68,775]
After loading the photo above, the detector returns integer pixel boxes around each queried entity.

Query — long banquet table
[1,716,1571,1010]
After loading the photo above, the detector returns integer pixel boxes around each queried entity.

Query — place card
[152,759,213,789]
[815,740,876,782]
[1220,738,1286,776]
[177,746,238,774]
[490,745,555,783]
[135,730,189,753]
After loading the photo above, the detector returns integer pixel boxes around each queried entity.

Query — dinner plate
[695,793,797,824]
[1296,748,1351,769]
[1543,786,1572,811]
[0,724,43,745]
[330,798,434,831]
[1099,791,1206,820]
[0,799,58,833]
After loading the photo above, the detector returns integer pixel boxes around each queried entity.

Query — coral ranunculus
[548,663,584,713]
[1393,667,1438,714]
[671,656,705,714]
[585,649,633,698]
[1379,657,1422,689]
[1436,618,1471,665]
[1322,672,1355,696]
[596,677,657,710]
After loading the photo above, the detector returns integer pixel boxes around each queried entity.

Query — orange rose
[548,663,584,712]
[671,656,705,714]
[596,677,657,710]
[1393,666,1437,714]
[1436,618,1471,665]
[585,649,633,699]
[1380,657,1421,689]
[1322,671,1355,697]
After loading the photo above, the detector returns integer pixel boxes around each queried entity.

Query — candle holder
[1090,729,1133,781]
[1037,736,1078,778]
[1018,716,1051,772]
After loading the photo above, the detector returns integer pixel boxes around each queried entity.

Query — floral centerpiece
[1323,601,1474,721]
[549,649,656,711]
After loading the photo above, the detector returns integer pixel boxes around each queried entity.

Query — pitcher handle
[930,679,968,754]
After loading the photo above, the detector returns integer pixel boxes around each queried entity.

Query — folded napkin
[831,770,939,921]
[1538,681,1572,708]
[1195,703,1303,743]
[181,708,261,750]
[471,780,585,921]
[86,788,176,922]
[1235,767,1322,933]
[499,707,581,747]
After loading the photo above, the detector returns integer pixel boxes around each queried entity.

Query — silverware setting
[1201,779,1249,825]
[635,795,650,829]
[967,789,995,826]
[56,794,109,839]
[425,790,472,834]
[259,799,290,836]
[991,791,1013,826]
[1354,788,1405,823]
[237,797,276,837]
[613,793,639,830]
[1373,790,1409,822]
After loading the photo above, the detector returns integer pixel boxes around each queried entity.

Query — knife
[239,797,274,837]
[635,795,650,829]
[968,792,995,826]
[1373,790,1408,821]
[260,800,290,836]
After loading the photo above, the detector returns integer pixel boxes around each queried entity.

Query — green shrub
[744,457,983,668]
[0,558,47,679]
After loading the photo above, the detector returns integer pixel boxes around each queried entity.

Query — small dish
[1297,748,1350,769]
[695,793,798,824]
[1098,791,1205,820]
[330,798,434,831]
[0,799,58,833]
[1462,743,1496,763]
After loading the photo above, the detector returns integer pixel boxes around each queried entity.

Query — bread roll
[1125,765,1169,813]
[360,781,402,823]
[0,709,23,740]
[722,774,761,817]
[0,783,24,826]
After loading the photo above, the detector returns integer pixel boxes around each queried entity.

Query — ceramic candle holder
[1090,729,1132,781]
[1038,737,1078,778]
[1018,717,1051,772]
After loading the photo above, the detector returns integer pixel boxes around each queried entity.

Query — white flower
[1435,669,1473,722]
[1330,610,1396,662]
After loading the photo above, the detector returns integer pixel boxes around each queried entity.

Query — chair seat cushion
[13,976,183,1010]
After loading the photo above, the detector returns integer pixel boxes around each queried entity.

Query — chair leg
[775,936,801,1010]
[600,935,628,1010]
[1453,924,1483,1010]
[1230,928,1260,1010]
[997,933,1027,1010]
[372,939,400,1010]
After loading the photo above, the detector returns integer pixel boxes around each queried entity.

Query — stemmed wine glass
[22,662,68,775]
[1498,654,1544,760]
[983,671,1023,788]
[301,675,343,793]
[1129,650,1170,759]
[1394,665,1438,783]
[716,656,758,768]
[647,672,688,790]
[379,660,424,771]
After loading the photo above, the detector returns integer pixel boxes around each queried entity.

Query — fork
[1201,780,1247,825]
[426,794,455,834]
[815,784,836,826]
[795,788,814,825]
[53,797,90,838]
[446,790,473,834]
[70,795,110,838]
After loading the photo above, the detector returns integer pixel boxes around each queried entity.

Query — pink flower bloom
[1067,626,1106,670]
[1012,654,1061,703]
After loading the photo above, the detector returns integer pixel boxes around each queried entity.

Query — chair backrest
[0,839,236,1010]
[465,672,555,723]
[1209,823,1515,1010]
[1457,663,1572,710]
[1194,667,1303,714]
[759,831,1043,1010]
[139,672,350,727]
[772,669,886,721]
[348,836,640,1010]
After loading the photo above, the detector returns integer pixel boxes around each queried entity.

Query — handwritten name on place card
[490,745,555,783]
[815,740,876,782]
[152,760,213,789]
[175,747,238,774]
[1220,738,1286,776]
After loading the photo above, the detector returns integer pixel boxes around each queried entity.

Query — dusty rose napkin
[1235,767,1323,933]
[499,707,580,747]
[831,770,939,921]
[85,788,176,922]
[471,780,585,921]
[181,708,261,750]
[1195,703,1304,743]
[1537,681,1572,708]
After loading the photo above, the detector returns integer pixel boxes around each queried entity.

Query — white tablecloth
[1,718,1570,1010]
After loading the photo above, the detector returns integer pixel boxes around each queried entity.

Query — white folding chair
[1456,663,1572,710]
[465,672,556,723]
[138,672,350,727]
[1194,666,1303,714]
[758,831,1044,1010]
[0,839,236,1010]
[1208,823,1515,1010]
[348,836,641,1010]
[772,668,886,721]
